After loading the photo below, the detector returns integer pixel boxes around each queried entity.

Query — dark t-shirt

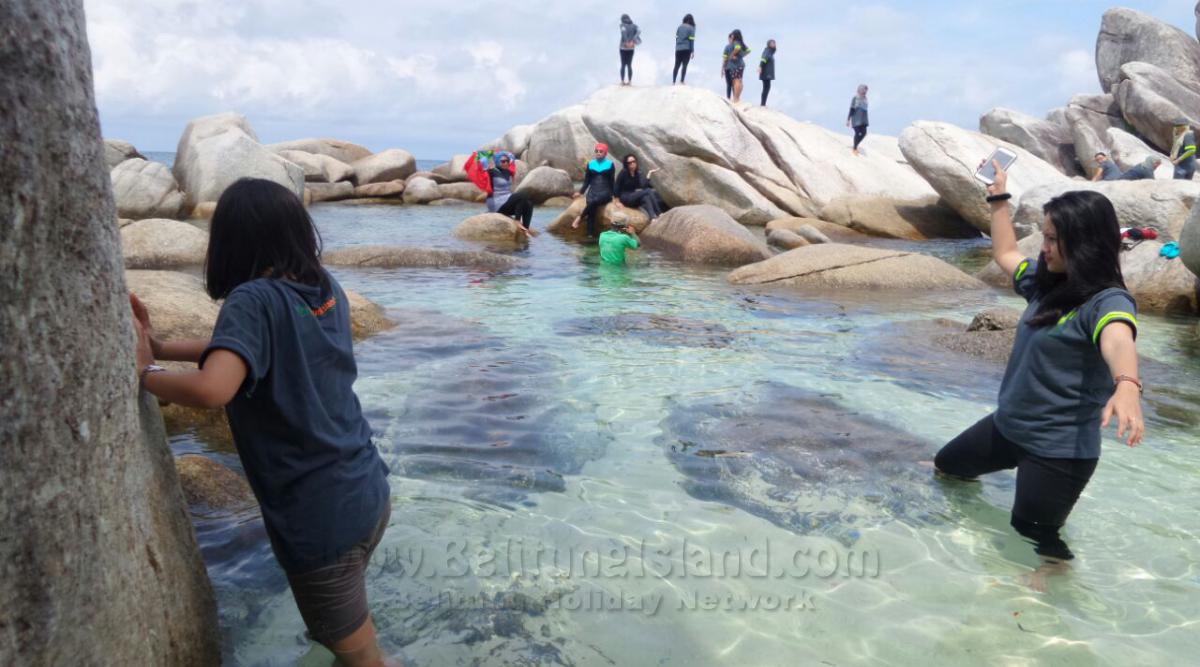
[1097,160,1121,180]
[993,258,1138,459]
[201,273,390,573]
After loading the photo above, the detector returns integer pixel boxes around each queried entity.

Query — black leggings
[934,414,1098,561]
[496,191,533,229]
[852,125,868,150]
[620,50,634,82]
[761,80,771,106]
[672,49,691,83]
[725,70,734,99]
[581,197,608,237]
[619,189,665,219]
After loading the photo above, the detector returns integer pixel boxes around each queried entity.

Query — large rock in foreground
[640,205,772,266]
[265,137,372,164]
[111,158,186,219]
[121,219,208,269]
[980,107,1079,175]
[323,245,522,270]
[899,121,1066,234]
[1013,180,1200,240]
[453,213,528,243]
[1095,7,1200,93]
[546,198,651,238]
[819,195,979,240]
[729,244,985,290]
[173,112,304,211]
[1120,241,1199,314]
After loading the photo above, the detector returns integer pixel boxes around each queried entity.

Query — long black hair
[1027,190,1125,327]
[682,14,695,27]
[205,178,327,300]
[730,29,745,47]
[622,153,639,173]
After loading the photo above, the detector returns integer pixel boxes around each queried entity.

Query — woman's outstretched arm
[986,161,1024,278]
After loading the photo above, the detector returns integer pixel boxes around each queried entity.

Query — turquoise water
[175,201,1200,666]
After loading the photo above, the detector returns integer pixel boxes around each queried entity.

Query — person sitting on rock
[615,153,666,221]
[599,218,640,266]
[1169,118,1196,180]
[572,143,620,238]
[1090,152,1122,181]
[129,178,398,667]
[465,149,535,235]
[1117,156,1162,181]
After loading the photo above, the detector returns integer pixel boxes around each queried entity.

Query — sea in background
[145,153,1200,666]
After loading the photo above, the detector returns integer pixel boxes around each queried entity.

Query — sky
[84,0,1199,160]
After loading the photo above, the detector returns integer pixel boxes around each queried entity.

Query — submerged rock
[729,243,984,290]
[322,244,522,270]
[640,205,772,266]
[453,213,528,243]
[175,455,255,511]
[555,312,735,348]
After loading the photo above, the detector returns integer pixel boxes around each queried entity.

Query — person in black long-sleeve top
[615,153,666,221]
[758,40,776,106]
[572,143,619,238]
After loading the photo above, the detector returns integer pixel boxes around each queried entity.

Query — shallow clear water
[175,202,1200,666]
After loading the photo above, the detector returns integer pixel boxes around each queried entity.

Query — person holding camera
[598,218,639,266]
[934,161,1143,585]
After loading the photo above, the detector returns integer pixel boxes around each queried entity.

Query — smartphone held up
[975,147,1018,185]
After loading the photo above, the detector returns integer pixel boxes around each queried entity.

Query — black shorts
[727,66,745,80]
[285,503,391,645]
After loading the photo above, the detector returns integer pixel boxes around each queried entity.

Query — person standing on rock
[619,14,641,86]
[721,30,751,102]
[673,14,697,84]
[758,39,776,106]
[465,149,535,235]
[934,162,1144,591]
[615,153,666,221]
[572,143,620,238]
[130,178,399,667]
[847,84,869,155]
[1169,118,1196,180]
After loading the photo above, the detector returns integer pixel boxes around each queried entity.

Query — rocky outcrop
[767,228,809,250]
[354,179,405,198]
[307,181,355,202]
[1120,241,1199,314]
[514,166,574,203]
[453,213,528,243]
[403,176,441,204]
[980,107,1079,175]
[175,455,255,510]
[728,244,985,290]
[265,137,372,165]
[173,112,304,211]
[1113,61,1200,151]
[764,217,868,242]
[277,149,354,183]
[934,308,1023,364]
[351,148,416,185]
[491,123,534,156]
[524,105,597,180]
[104,138,144,169]
[793,225,833,245]
[322,245,523,270]
[1014,180,1200,240]
[1096,7,1200,93]
[639,205,773,266]
[2,3,219,661]
[546,198,651,238]
[111,158,186,219]
[899,121,1067,234]
[1066,94,1133,174]
[1182,201,1200,278]
[437,181,486,203]
[819,195,979,240]
[121,219,208,269]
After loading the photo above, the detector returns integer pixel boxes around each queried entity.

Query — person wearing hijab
[464,150,535,235]
[758,39,776,106]
[847,84,869,156]
[721,30,751,103]
[572,143,620,238]
[673,14,697,85]
[1169,118,1196,180]
[619,14,641,86]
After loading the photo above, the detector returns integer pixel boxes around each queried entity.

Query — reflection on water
[171,202,1200,666]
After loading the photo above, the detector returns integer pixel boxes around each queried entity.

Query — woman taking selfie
[934,162,1144,584]
[131,179,397,667]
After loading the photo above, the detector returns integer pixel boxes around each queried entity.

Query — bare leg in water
[330,616,402,667]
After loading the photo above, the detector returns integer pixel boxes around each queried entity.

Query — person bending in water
[598,218,640,266]
[130,178,397,666]
[758,39,776,106]
[721,30,750,102]
[615,153,665,221]
[934,162,1143,588]
[847,84,869,155]
[465,149,535,235]
[673,14,696,84]
[572,143,619,238]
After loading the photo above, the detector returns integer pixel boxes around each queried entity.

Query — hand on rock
[130,292,162,358]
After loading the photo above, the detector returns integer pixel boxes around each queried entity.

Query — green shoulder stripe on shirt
[1014,259,1031,282]
[1092,311,1137,344]
[1056,309,1078,326]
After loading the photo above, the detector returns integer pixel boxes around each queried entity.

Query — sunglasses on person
[626,159,637,165]
[498,158,510,164]
[595,149,606,154]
